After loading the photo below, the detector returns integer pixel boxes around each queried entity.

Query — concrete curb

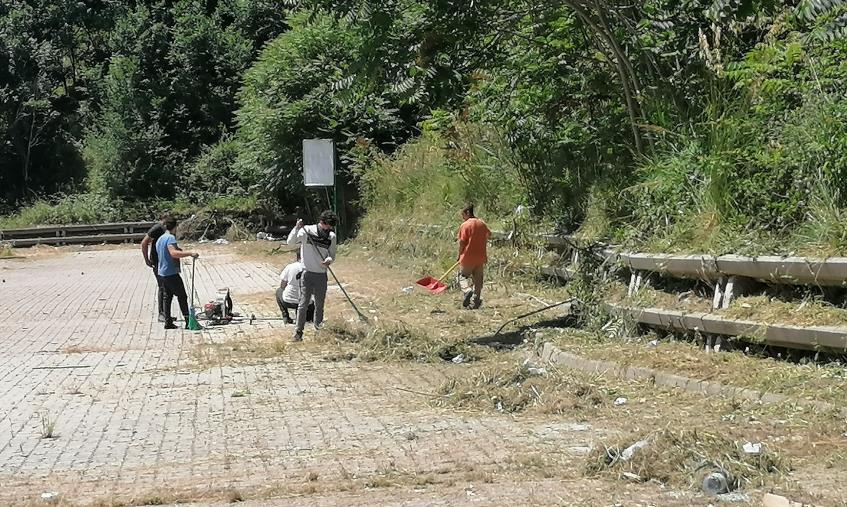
[536,342,847,418]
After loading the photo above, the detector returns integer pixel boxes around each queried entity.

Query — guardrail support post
[721,276,741,309]
[712,277,725,310]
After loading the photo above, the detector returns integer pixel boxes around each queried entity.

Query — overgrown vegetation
[5,0,847,258]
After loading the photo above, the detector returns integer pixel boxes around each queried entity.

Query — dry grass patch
[586,429,789,491]
[0,244,15,258]
[190,333,290,368]
[322,320,489,363]
[726,295,847,327]
[435,362,607,414]
[546,329,847,405]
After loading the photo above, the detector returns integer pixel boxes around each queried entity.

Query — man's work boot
[164,319,178,330]
[157,313,167,323]
[462,290,473,308]
[472,295,482,310]
[284,317,294,325]
[292,331,303,342]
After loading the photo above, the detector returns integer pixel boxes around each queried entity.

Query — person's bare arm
[141,235,153,267]
[167,244,198,259]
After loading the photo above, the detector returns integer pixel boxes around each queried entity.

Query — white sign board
[303,139,335,187]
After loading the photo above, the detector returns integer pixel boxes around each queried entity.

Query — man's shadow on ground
[471,315,580,350]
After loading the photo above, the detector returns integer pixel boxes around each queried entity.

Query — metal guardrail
[0,222,156,247]
[1,222,155,238]
[545,234,847,287]
[608,304,847,351]
[542,234,847,350]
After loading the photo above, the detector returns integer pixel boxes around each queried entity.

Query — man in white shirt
[275,250,314,324]
[286,210,338,342]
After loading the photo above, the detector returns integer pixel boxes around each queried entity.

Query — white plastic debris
[527,367,547,376]
[451,354,465,364]
[213,238,230,245]
[401,286,414,295]
[621,471,641,481]
[496,401,504,412]
[648,339,659,347]
[613,397,628,406]
[41,492,58,502]
[256,232,267,240]
[717,492,750,503]
[621,439,650,460]
[742,441,762,455]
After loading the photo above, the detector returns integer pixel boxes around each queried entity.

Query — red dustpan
[416,260,460,294]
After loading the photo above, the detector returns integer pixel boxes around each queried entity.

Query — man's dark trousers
[162,274,189,323]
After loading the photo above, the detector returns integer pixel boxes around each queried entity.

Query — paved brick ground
[0,246,692,506]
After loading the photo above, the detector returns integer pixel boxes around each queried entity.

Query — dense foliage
[3,0,847,253]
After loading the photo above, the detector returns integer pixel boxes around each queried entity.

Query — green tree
[235,11,406,205]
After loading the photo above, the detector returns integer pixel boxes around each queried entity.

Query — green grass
[0,192,260,230]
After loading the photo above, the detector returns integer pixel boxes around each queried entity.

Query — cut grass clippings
[586,429,789,492]
[322,320,488,364]
[435,362,607,414]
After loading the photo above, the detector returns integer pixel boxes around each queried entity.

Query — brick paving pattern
[0,247,685,506]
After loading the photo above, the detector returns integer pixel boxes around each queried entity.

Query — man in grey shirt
[286,210,338,342]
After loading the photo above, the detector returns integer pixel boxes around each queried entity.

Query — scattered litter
[613,397,628,406]
[701,471,729,495]
[621,439,650,460]
[621,471,641,482]
[741,303,752,309]
[451,354,465,364]
[496,401,504,412]
[742,442,762,455]
[41,492,58,502]
[401,286,414,295]
[648,339,659,347]
[213,238,229,245]
[717,492,750,503]
[527,367,547,376]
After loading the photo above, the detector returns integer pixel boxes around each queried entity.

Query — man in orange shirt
[457,203,491,309]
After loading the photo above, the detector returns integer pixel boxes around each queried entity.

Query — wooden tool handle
[437,260,461,283]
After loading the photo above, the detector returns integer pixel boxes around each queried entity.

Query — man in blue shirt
[155,216,200,330]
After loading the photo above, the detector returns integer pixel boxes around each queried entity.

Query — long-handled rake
[186,260,202,331]
[309,240,369,323]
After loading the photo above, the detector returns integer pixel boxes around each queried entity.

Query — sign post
[302,139,343,239]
